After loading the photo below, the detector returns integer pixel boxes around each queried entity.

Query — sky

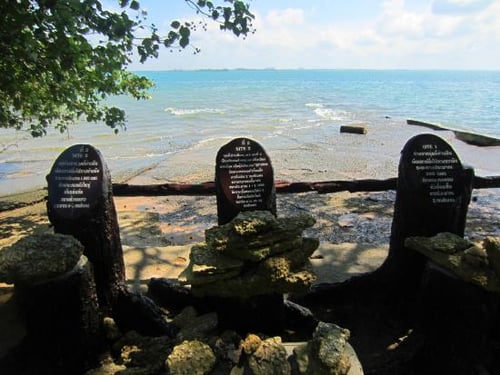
[123,0,500,70]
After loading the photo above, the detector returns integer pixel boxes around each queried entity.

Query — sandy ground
[0,191,393,292]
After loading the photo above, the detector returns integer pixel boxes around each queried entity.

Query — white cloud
[130,1,500,70]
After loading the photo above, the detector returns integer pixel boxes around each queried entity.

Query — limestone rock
[462,245,489,268]
[178,244,243,286]
[190,246,317,298]
[404,232,472,255]
[166,340,216,375]
[247,336,291,375]
[205,211,316,262]
[0,233,83,285]
[484,237,500,278]
[172,306,218,341]
[112,330,174,373]
[181,211,319,298]
[294,322,352,375]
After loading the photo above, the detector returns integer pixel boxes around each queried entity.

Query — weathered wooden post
[214,138,283,334]
[47,144,175,337]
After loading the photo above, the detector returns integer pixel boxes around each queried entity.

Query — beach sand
[1,131,499,373]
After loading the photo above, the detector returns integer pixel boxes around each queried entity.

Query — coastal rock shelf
[179,210,319,298]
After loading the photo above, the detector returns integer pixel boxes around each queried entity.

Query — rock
[0,233,83,285]
[181,211,319,298]
[247,336,291,375]
[178,244,243,286]
[462,245,489,268]
[293,322,352,375]
[211,330,243,372]
[484,237,500,278]
[166,340,216,375]
[404,232,472,255]
[205,211,316,262]
[340,125,367,135]
[189,243,317,298]
[112,330,174,374]
[172,306,218,341]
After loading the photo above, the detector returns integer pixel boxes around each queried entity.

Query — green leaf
[171,20,180,29]
[130,1,140,10]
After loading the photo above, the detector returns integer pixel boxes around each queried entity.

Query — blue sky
[123,0,500,70]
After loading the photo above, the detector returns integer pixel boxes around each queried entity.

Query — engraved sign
[215,138,275,225]
[402,134,462,205]
[389,133,473,255]
[47,144,105,219]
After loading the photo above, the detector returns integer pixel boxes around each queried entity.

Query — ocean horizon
[1,69,499,196]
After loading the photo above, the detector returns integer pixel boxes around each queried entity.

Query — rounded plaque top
[47,144,106,219]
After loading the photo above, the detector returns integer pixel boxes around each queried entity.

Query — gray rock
[166,340,216,375]
[0,233,83,285]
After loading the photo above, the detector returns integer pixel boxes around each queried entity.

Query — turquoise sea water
[1,69,499,195]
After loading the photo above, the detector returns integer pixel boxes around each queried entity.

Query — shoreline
[2,119,500,196]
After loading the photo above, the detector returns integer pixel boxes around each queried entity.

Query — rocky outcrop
[179,211,319,298]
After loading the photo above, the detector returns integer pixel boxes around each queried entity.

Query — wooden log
[110,174,499,197]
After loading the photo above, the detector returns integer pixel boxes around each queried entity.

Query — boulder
[293,322,352,375]
[166,340,216,375]
[0,233,83,285]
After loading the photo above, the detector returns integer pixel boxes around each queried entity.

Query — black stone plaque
[382,133,473,282]
[47,144,106,220]
[215,137,275,225]
[402,134,463,206]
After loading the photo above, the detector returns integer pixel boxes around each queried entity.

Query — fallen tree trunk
[112,175,499,197]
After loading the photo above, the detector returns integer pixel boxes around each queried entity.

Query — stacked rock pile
[179,210,319,298]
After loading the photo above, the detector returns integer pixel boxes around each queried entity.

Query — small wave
[314,108,353,121]
[305,103,324,108]
[164,107,225,116]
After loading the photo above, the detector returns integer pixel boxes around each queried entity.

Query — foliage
[0,0,254,137]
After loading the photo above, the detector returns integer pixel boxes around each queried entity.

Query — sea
[1,69,499,196]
